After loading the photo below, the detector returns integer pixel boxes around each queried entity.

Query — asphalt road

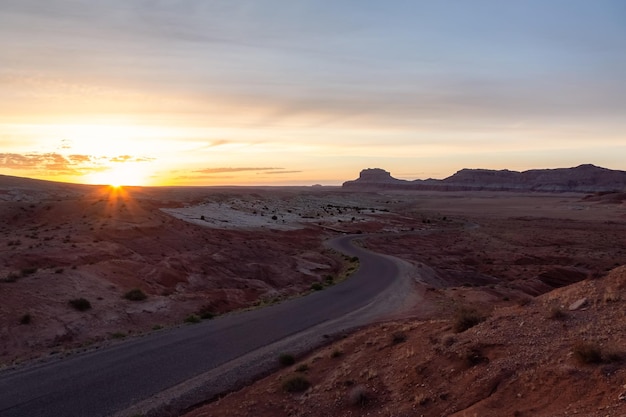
[0,234,410,417]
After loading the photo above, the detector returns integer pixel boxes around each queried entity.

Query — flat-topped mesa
[343,164,626,193]
[358,168,396,182]
[342,168,411,189]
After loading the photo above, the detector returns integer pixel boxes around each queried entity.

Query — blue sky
[1,0,625,185]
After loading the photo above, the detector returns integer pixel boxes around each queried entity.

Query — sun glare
[88,163,149,187]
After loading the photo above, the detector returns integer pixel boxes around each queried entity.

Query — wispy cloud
[263,170,302,175]
[194,167,284,174]
[109,155,155,163]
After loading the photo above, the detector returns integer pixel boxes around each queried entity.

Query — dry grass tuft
[453,307,487,333]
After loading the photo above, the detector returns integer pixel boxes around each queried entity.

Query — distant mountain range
[342,164,626,193]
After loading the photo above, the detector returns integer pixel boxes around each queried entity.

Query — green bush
[124,288,147,301]
[310,282,324,291]
[278,353,295,366]
[197,306,215,320]
[282,375,311,393]
[69,298,92,311]
[184,314,201,324]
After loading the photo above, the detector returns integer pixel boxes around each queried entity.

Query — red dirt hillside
[183,265,626,417]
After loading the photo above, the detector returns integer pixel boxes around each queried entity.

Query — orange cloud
[194,167,284,174]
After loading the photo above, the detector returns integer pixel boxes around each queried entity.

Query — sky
[1,0,625,186]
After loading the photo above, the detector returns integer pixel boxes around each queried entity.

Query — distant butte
[342,164,626,193]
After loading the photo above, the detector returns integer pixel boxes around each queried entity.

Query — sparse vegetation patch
[548,305,567,320]
[391,331,407,344]
[573,341,603,364]
[330,349,343,358]
[282,375,311,393]
[296,364,309,372]
[184,314,201,324]
[278,353,295,366]
[348,385,372,407]
[123,288,147,301]
[198,306,215,320]
[453,307,487,333]
[69,298,92,311]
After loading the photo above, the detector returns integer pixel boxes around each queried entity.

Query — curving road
[0,235,414,417]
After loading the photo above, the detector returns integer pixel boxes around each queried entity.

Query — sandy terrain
[180,191,626,417]
[161,193,390,231]
[1,176,626,416]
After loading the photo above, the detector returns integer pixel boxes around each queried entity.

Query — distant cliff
[342,165,626,193]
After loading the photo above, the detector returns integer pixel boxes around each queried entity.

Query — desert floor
[1,180,626,416]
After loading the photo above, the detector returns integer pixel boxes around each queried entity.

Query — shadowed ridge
[343,164,626,193]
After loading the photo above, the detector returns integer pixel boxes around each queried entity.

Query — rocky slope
[0,178,358,364]
[343,165,626,193]
[183,265,626,417]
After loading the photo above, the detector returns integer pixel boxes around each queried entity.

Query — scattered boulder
[568,297,588,311]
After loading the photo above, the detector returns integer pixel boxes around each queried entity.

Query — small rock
[568,297,588,311]
[619,391,626,401]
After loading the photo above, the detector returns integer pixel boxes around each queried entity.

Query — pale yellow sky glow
[1,1,625,186]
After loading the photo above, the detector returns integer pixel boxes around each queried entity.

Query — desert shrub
[124,288,147,301]
[152,324,163,331]
[573,341,603,364]
[453,307,486,333]
[111,332,126,339]
[20,267,37,276]
[184,314,201,324]
[310,282,323,291]
[548,305,567,320]
[19,313,32,325]
[391,331,407,344]
[441,334,456,347]
[330,349,343,358]
[415,393,431,406]
[69,298,92,311]
[282,375,311,393]
[463,347,488,367]
[296,364,309,372]
[278,353,295,366]
[603,350,623,363]
[198,308,215,320]
[348,385,371,407]
[2,272,20,283]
